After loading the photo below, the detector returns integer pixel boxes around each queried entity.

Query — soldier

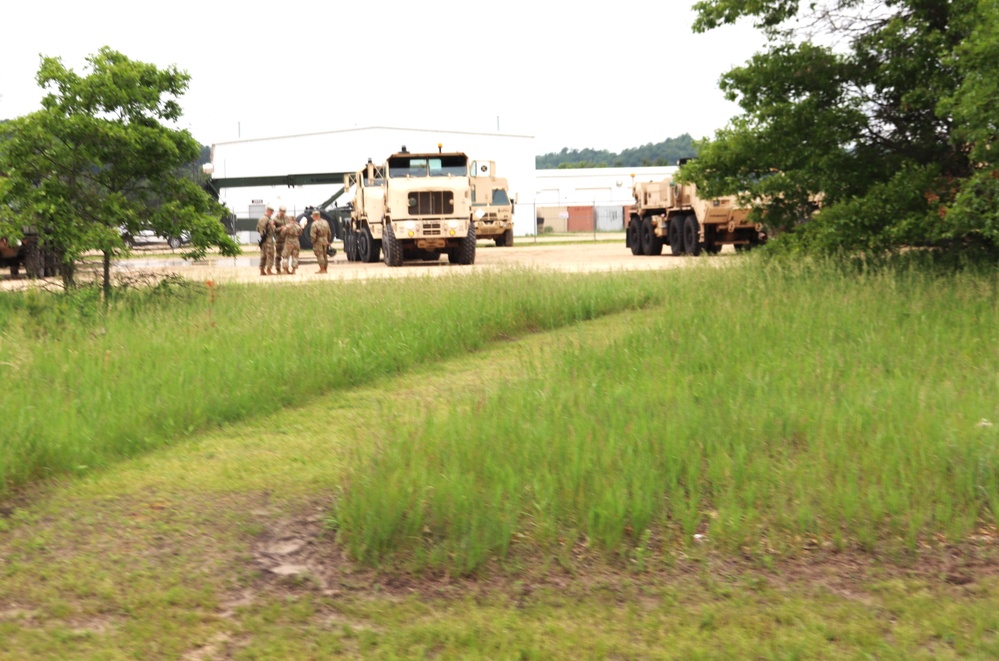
[309,209,332,274]
[256,205,276,276]
[281,213,304,274]
[272,205,291,274]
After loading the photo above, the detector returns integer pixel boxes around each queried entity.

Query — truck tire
[683,215,702,256]
[502,228,514,247]
[641,217,663,256]
[382,223,403,267]
[358,226,380,263]
[343,228,354,261]
[668,217,684,255]
[449,223,476,265]
[24,244,43,279]
[167,236,182,250]
[627,218,642,256]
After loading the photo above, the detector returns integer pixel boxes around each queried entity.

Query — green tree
[0,47,239,291]
[536,135,698,169]
[682,0,999,256]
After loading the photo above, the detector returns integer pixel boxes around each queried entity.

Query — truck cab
[344,146,476,266]
[470,160,514,247]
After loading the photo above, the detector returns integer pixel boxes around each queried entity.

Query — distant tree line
[536,134,697,169]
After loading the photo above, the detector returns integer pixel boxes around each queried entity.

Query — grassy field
[0,268,662,495]
[335,261,999,572]
[1,258,998,658]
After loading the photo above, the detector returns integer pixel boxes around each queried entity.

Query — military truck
[341,146,476,267]
[625,176,765,256]
[0,228,61,278]
[469,160,514,247]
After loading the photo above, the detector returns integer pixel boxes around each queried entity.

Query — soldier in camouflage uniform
[309,209,332,274]
[281,214,304,274]
[256,205,276,275]
[272,205,291,274]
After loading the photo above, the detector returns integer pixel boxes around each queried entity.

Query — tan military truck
[342,146,476,266]
[469,160,514,247]
[625,176,765,256]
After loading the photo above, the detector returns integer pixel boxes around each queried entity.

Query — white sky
[1,0,765,155]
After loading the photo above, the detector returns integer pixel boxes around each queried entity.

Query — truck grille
[408,191,454,216]
[423,222,442,236]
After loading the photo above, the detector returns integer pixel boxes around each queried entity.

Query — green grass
[334,260,999,572]
[0,268,663,495]
[1,266,999,658]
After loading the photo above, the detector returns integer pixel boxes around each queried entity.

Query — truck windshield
[492,189,510,205]
[388,155,468,178]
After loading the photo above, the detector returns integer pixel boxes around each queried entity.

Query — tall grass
[0,269,664,495]
[334,260,999,572]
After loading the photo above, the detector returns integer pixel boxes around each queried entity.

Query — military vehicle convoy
[469,160,514,247]
[341,146,477,267]
[625,176,765,256]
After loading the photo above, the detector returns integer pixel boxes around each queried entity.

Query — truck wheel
[358,227,379,263]
[450,223,476,265]
[668,218,684,255]
[382,223,403,267]
[167,236,182,250]
[24,244,43,279]
[502,228,514,247]
[683,215,701,256]
[641,217,663,255]
[343,230,354,261]
[627,218,642,255]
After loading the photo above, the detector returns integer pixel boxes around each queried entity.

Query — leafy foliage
[682,0,999,256]
[0,47,239,285]
[536,134,697,169]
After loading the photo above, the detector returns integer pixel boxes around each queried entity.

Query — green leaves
[0,47,239,285]
[687,0,999,257]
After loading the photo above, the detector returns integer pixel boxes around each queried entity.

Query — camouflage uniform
[256,210,276,274]
[309,215,332,273]
[272,210,291,273]
[281,218,304,273]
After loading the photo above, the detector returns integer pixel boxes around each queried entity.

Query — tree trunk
[61,258,76,289]
[103,251,111,300]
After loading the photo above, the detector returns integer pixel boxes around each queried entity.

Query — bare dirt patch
[245,499,999,610]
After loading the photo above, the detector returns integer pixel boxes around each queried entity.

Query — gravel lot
[1,234,735,290]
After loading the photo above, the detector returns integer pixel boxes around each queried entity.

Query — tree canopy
[681,0,999,256]
[536,134,698,169]
[0,47,239,287]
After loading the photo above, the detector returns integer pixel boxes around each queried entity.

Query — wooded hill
[536,134,697,169]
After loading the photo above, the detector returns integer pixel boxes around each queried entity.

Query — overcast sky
[1,1,765,155]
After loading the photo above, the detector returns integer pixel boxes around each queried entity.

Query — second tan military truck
[625,176,765,256]
[469,160,514,247]
[342,146,476,266]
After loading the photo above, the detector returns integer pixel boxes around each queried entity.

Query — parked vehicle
[120,228,189,250]
[342,145,476,266]
[625,176,765,256]
[470,160,515,247]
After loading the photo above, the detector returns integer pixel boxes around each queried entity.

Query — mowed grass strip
[335,261,999,572]
[0,268,664,496]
